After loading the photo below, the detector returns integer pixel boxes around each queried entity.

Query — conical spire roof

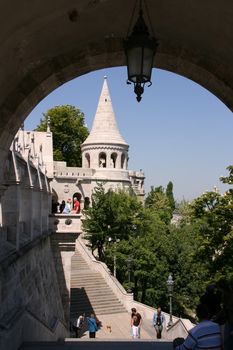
[82,77,128,146]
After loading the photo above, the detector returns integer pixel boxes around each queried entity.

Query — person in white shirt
[73,315,84,338]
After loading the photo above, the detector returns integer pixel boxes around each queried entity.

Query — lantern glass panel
[127,46,143,83]
[167,284,173,293]
[127,258,132,269]
[142,47,154,80]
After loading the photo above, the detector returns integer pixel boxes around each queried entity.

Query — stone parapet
[49,214,82,233]
[93,168,130,181]
[53,166,95,178]
[0,236,67,350]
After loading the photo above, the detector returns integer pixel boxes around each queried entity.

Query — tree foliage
[145,184,175,224]
[82,183,143,260]
[166,181,176,211]
[35,105,89,166]
[189,183,233,281]
[82,167,233,319]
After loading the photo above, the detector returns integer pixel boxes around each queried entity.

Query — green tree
[175,199,192,226]
[82,183,143,260]
[145,186,172,224]
[104,209,169,306]
[189,182,233,281]
[35,105,89,166]
[166,181,176,212]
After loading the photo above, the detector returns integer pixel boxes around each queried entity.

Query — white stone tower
[81,76,131,191]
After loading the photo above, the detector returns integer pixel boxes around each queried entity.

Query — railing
[76,235,134,311]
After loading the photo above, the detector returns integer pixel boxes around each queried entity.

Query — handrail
[77,235,129,295]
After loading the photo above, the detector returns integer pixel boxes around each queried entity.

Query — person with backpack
[153,307,165,339]
[87,313,98,338]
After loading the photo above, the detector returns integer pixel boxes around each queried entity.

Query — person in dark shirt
[59,200,66,213]
[131,307,142,338]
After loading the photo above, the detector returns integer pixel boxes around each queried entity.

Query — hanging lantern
[124,1,158,102]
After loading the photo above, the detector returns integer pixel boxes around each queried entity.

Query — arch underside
[0,0,232,170]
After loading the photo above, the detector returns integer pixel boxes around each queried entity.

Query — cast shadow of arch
[70,287,95,338]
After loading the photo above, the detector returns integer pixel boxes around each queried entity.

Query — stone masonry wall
[50,232,79,324]
[0,236,65,330]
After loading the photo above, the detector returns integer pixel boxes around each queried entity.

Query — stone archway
[0,0,233,182]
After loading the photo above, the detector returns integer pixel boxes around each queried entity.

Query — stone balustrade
[49,214,82,234]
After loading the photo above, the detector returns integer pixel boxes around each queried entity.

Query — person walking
[131,307,142,339]
[87,313,98,338]
[153,306,165,339]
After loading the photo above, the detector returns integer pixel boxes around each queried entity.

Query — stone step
[71,272,101,276]
[70,294,119,301]
[70,302,124,310]
[71,274,109,280]
[71,261,89,266]
[70,287,116,294]
[70,279,111,285]
[70,292,118,300]
[71,255,88,261]
[71,265,90,270]
[70,293,123,302]
[71,280,112,286]
[70,299,122,307]
[71,278,104,283]
[71,275,105,280]
[71,277,106,282]
[70,306,127,316]
[71,281,109,287]
[70,308,127,316]
[70,251,127,319]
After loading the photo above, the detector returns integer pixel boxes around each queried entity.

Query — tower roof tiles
[82,77,128,146]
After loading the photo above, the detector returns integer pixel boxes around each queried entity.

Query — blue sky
[25,67,233,201]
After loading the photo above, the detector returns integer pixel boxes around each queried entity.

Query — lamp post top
[167,273,174,285]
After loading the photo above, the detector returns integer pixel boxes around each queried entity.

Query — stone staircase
[70,252,127,319]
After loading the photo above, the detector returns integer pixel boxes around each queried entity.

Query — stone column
[29,187,34,240]
[0,185,7,240]
[116,151,121,169]
[15,183,21,250]
[106,152,111,168]
[39,190,43,236]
